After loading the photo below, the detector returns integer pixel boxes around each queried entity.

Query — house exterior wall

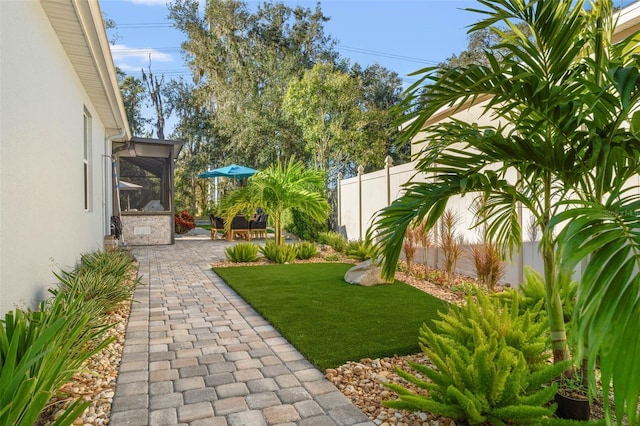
[0,1,111,314]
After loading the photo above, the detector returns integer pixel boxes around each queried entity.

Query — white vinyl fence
[337,157,551,287]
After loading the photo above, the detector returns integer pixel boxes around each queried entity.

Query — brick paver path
[110,238,374,426]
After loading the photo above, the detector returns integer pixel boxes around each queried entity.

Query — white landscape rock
[344,259,393,286]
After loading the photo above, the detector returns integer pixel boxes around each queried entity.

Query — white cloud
[111,44,173,63]
[113,63,141,73]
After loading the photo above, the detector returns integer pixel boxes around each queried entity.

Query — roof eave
[41,0,131,141]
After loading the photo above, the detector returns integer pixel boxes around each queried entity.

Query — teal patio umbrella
[198,164,257,179]
[198,164,257,204]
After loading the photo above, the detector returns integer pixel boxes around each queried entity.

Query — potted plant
[555,370,591,421]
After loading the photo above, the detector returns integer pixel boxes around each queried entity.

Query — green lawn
[213,263,449,370]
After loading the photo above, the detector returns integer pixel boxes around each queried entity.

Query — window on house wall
[84,109,91,211]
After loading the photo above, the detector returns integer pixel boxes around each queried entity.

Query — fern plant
[224,243,259,263]
[385,289,564,425]
[295,241,317,260]
[260,240,297,264]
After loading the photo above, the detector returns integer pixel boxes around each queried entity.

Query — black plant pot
[555,391,590,420]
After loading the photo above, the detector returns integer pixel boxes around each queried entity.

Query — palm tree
[221,157,330,245]
[372,0,640,422]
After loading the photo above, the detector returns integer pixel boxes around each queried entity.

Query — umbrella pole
[214,176,219,204]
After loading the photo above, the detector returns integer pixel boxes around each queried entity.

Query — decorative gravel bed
[38,251,616,425]
[326,354,458,426]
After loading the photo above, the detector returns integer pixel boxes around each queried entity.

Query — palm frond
[552,192,640,423]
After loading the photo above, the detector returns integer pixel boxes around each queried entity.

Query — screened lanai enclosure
[113,137,183,245]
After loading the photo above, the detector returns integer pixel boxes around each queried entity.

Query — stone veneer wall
[121,213,172,245]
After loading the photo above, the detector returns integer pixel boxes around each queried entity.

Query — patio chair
[209,214,225,240]
[250,214,268,239]
[229,214,251,241]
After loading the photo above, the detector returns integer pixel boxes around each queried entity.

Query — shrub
[384,289,564,425]
[175,210,195,234]
[50,250,139,320]
[469,242,505,292]
[0,299,112,425]
[225,243,259,263]
[318,231,346,253]
[422,268,448,286]
[414,220,433,266]
[469,197,505,292]
[346,239,379,262]
[439,209,463,286]
[260,240,298,264]
[285,208,327,241]
[295,241,317,260]
[0,248,137,425]
[402,228,419,274]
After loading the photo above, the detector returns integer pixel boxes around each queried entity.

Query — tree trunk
[142,66,165,140]
[542,173,570,364]
[273,212,283,246]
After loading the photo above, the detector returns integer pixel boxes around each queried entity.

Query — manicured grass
[213,263,449,370]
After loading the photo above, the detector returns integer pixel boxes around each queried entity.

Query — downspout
[104,129,127,241]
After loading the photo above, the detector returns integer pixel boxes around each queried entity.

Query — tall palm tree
[372,0,640,422]
[221,157,330,245]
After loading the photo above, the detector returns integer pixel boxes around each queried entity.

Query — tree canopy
[114,0,410,213]
[283,62,365,180]
[168,0,337,169]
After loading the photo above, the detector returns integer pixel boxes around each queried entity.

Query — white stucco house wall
[0,0,131,315]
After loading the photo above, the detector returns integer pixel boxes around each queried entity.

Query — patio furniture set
[209,213,268,241]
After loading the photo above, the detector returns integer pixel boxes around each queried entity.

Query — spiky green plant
[49,249,139,321]
[0,299,112,425]
[493,267,577,324]
[345,238,380,262]
[260,240,298,264]
[224,242,259,263]
[0,248,136,424]
[294,241,318,260]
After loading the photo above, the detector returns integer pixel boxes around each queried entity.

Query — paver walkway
[110,239,374,426]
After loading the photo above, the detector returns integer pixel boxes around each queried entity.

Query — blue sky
[100,0,480,88]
